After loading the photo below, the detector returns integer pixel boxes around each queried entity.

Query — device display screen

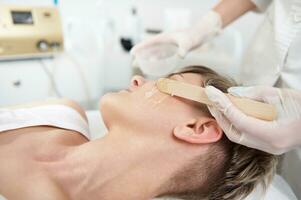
[11,11,34,25]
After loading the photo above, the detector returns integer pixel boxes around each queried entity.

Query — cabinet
[0,61,51,106]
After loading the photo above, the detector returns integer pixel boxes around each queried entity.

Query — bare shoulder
[3,98,88,122]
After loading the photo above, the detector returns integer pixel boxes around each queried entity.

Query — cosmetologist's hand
[205,86,301,155]
[130,10,222,58]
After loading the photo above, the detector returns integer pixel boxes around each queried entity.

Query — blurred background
[0,0,263,109]
[1,2,301,199]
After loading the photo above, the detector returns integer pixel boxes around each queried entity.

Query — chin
[99,92,116,114]
[100,90,127,106]
[99,91,128,129]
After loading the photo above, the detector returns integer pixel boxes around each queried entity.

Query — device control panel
[0,5,64,59]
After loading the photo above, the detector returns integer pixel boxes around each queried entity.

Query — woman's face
[99,73,206,135]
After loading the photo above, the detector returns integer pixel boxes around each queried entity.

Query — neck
[49,128,196,200]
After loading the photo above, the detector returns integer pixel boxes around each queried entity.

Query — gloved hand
[205,86,301,155]
[130,10,222,58]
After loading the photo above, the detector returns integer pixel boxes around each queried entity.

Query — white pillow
[245,174,297,200]
[154,175,297,200]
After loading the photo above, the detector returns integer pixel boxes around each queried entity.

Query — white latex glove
[205,86,301,155]
[130,10,222,58]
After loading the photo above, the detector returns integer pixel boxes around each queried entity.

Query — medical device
[156,78,277,121]
[0,5,64,60]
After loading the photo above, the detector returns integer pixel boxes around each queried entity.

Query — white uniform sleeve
[250,0,272,12]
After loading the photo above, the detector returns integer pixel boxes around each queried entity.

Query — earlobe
[173,118,223,144]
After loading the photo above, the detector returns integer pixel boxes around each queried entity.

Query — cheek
[99,86,195,133]
[99,90,165,130]
[121,93,175,132]
[133,97,192,131]
[138,86,170,108]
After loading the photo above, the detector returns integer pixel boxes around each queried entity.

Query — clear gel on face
[144,87,158,99]
[144,85,170,108]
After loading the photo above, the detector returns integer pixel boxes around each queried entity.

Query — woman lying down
[0,66,278,200]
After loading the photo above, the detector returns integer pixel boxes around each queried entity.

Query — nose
[130,75,146,88]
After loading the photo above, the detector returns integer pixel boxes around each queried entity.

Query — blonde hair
[162,66,278,200]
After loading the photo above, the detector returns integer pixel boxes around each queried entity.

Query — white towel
[0,105,90,140]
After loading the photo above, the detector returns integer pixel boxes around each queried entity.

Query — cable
[40,52,93,106]
[39,59,63,98]
[63,52,93,105]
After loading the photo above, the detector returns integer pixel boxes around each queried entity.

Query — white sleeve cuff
[250,0,272,12]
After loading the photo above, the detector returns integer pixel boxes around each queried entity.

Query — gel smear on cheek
[144,86,158,99]
[144,86,169,107]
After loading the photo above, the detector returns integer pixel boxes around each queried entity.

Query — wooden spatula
[156,78,277,121]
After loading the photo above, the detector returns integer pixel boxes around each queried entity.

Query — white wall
[0,0,264,108]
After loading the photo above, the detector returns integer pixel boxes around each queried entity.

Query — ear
[173,118,223,144]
